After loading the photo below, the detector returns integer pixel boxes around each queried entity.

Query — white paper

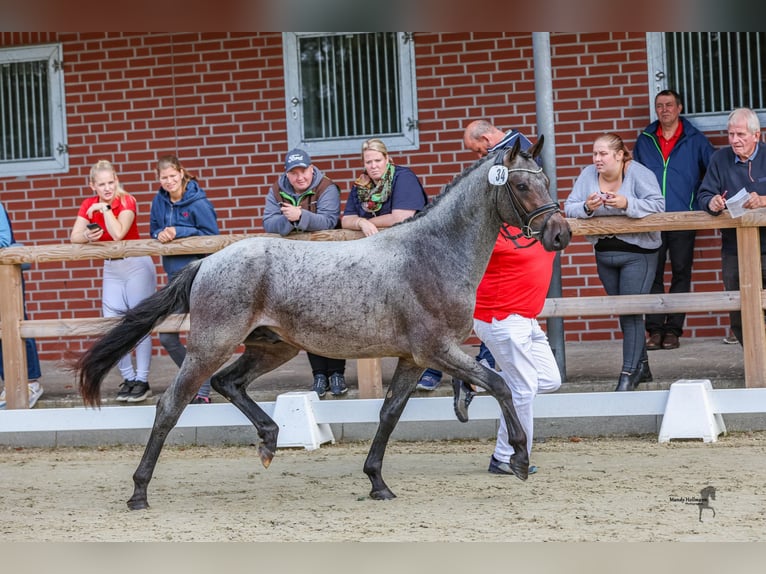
[725,187,751,218]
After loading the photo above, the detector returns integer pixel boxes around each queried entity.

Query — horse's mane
[397,146,537,227]
[395,153,493,227]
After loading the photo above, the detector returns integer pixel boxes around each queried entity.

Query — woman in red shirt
[70,160,157,403]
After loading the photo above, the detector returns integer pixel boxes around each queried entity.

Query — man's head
[463,120,505,158]
[654,89,683,129]
[727,107,761,161]
[284,149,314,193]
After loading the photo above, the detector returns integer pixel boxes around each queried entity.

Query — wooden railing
[2,211,766,409]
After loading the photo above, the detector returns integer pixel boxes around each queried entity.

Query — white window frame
[283,32,419,157]
[0,43,68,178]
[646,32,766,132]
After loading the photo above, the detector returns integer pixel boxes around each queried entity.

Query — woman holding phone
[71,160,157,403]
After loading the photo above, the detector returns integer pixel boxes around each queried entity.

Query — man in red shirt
[470,225,561,475]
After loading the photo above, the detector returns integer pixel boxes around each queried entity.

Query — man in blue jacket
[634,90,715,351]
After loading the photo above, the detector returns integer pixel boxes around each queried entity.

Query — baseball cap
[284,149,311,172]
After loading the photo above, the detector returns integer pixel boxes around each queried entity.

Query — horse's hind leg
[364,358,421,500]
[212,334,300,468]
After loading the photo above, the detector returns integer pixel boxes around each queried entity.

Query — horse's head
[491,135,571,251]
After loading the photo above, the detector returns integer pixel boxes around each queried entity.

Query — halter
[492,154,561,240]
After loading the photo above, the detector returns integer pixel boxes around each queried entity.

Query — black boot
[638,359,653,383]
[614,369,641,392]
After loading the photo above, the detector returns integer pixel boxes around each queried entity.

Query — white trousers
[473,314,561,461]
[102,256,157,382]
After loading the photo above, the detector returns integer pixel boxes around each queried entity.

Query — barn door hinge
[406,117,419,131]
[402,33,414,44]
[56,143,69,155]
[52,59,64,72]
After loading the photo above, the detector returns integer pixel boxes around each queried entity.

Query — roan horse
[76,137,571,510]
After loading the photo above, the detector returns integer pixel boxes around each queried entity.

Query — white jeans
[102,256,157,382]
[473,314,561,461]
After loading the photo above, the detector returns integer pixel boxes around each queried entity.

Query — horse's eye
[516,184,528,192]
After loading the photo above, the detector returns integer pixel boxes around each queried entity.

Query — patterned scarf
[355,162,395,214]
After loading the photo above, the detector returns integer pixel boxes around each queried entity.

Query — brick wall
[0,32,732,361]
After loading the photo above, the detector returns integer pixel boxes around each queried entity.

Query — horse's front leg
[212,338,300,467]
[481,368,530,479]
[364,358,421,500]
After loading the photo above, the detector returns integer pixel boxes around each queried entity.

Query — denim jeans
[595,249,658,372]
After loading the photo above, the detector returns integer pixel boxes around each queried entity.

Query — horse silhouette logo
[697,485,716,522]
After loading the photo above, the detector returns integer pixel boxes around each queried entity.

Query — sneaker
[190,395,212,404]
[723,334,739,345]
[27,381,43,408]
[451,378,475,423]
[488,455,537,476]
[126,380,151,403]
[312,374,329,398]
[116,379,135,402]
[416,371,442,391]
[0,382,44,409]
[329,373,348,396]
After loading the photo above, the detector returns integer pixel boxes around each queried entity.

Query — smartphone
[86,223,102,232]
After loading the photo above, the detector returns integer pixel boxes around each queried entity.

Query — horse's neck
[402,169,502,286]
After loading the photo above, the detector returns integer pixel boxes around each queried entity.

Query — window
[646,32,766,131]
[283,32,418,156]
[0,43,68,177]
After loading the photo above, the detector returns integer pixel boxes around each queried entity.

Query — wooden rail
[2,211,766,409]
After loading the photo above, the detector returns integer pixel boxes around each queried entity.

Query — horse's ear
[529,134,545,159]
[503,136,522,165]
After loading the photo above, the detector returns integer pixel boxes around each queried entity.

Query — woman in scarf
[341,138,428,236]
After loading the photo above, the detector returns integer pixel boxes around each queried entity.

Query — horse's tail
[76,259,203,407]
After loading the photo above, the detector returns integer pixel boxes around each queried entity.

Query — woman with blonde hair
[565,133,665,392]
[341,138,428,237]
[71,160,157,402]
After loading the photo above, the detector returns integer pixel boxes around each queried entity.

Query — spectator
[342,138,428,236]
[0,200,44,409]
[70,160,156,403]
[634,89,715,351]
[150,155,220,404]
[564,133,665,391]
[263,149,348,398]
[697,107,766,346]
[417,120,533,393]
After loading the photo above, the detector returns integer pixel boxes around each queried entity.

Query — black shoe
[614,370,641,392]
[126,381,151,403]
[312,374,329,398]
[116,379,135,402]
[451,378,475,423]
[329,373,348,396]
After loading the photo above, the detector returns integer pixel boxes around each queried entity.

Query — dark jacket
[697,143,766,255]
[149,179,220,278]
[633,117,715,213]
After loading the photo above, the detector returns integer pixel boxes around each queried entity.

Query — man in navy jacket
[634,89,715,351]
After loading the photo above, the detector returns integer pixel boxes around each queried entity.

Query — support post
[356,358,383,399]
[0,264,30,409]
[736,226,766,387]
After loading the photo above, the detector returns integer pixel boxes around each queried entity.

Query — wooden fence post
[736,226,766,388]
[0,264,30,409]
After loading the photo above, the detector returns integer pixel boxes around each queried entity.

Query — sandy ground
[2,432,766,542]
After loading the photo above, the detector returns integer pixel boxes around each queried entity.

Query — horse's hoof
[258,444,275,469]
[508,457,529,481]
[369,488,397,501]
[127,497,149,511]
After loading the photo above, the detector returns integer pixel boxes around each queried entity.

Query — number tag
[488,165,508,186]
